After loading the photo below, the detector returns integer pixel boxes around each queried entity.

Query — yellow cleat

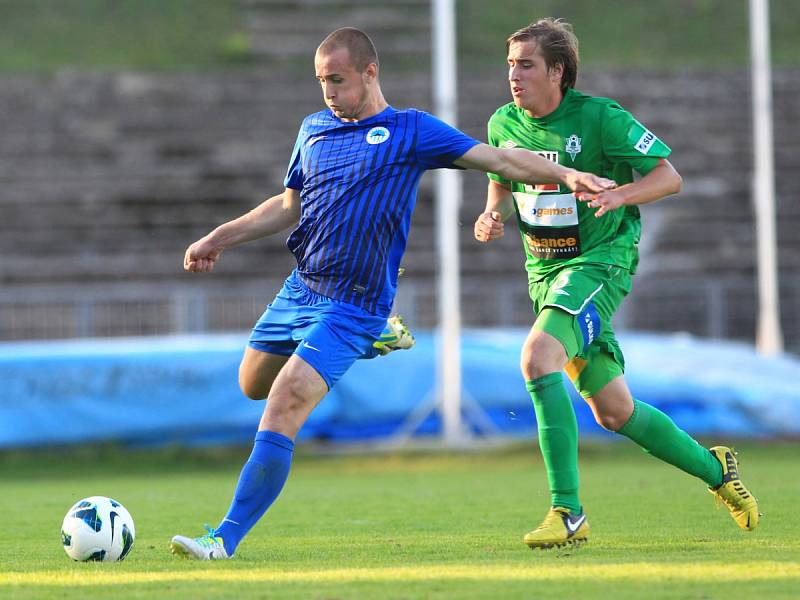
[373,315,415,356]
[523,507,589,549]
[708,446,760,531]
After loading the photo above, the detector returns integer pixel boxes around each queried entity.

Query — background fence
[1,276,797,346]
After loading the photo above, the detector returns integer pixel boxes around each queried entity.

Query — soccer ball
[61,496,135,562]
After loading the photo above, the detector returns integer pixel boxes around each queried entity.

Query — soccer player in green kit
[474,18,759,549]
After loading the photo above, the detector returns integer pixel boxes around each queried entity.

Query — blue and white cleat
[373,315,415,356]
[170,525,230,560]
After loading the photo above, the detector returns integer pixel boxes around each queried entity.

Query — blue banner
[1,331,798,448]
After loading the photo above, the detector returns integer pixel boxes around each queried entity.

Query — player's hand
[474,211,504,242]
[183,236,223,273]
[563,169,616,194]
[577,189,627,218]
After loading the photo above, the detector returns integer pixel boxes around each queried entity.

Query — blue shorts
[248,271,387,390]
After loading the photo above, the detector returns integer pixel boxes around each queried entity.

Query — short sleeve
[486,114,510,186]
[601,104,671,176]
[414,111,480,170]
[283,125,305,190]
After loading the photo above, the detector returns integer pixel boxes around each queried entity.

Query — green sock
[617,398,723,487]
[526,373,581,513]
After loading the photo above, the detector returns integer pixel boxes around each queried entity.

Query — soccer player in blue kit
[170,27,615,560]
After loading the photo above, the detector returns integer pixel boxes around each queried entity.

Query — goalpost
[749,0,783,354]
[432,0,465,444]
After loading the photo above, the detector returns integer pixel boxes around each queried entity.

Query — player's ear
[363,62,378,82]
[549,62,564,84]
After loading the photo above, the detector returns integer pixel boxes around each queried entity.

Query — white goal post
[749,0,783,354]
[432,0,465,444]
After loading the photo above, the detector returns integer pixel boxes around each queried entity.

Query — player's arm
[578,158,682,217]
[454,143,616,194]
[474,180,514,243]
[184,188,301,273]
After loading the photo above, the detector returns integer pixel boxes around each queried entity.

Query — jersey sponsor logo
[520,193,582,259]
[565,134,582,161]
[533,151,559,162]
[366,126,390,145]
[526,232,578,250]
[501,140,518,148]
[524,226,581,259]
[514,192,578,228]
[521,151,560,192]
[634,129,657,154]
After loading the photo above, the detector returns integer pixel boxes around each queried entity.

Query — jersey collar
[329,105,396,125]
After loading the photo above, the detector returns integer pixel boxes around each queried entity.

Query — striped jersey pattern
[284,106,478,316]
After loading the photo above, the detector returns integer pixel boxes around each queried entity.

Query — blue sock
[214,430,294,556]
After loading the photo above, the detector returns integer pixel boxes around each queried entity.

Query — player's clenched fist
[474,211,504,243]
[184,236,223,273]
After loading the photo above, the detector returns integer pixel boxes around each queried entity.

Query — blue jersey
[283,106,479,316]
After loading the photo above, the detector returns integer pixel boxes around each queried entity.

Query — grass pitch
[2,442,799,599]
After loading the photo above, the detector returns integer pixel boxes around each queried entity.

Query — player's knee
[521,338,564,380]
[521,357,550,380]
[593,410,626,432]
[261,386,310,433]
[274,370,316,407]
[520,353,554,380]
[239,374,268,400]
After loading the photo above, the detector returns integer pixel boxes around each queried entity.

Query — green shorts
[528,263,632,398]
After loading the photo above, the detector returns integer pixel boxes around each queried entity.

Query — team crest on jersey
[565,134,582,161]
[366,126,390,145]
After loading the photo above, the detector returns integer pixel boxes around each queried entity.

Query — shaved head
[317,27,379,72]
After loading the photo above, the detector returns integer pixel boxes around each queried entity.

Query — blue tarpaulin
[1,330,798,448]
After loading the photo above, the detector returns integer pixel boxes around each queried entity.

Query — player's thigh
[259,353,329,436]
[565,327,625,395]
[523,312,571,377]
[529,263,628,364]
[239,347,290,400]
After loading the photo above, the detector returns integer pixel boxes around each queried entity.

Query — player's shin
[616,398,722,487]
[527,373,581,513]
[214,430,295,556]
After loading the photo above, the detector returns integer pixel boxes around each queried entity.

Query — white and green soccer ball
[61,496,135,562]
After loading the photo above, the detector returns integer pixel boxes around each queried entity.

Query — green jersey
[487,88,671,279]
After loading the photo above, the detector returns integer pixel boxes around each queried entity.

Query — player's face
[315,47,372,121]
[507,40,563,114]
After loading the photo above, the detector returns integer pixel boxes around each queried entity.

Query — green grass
[0,0,798,72]
[2,442,799,599]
